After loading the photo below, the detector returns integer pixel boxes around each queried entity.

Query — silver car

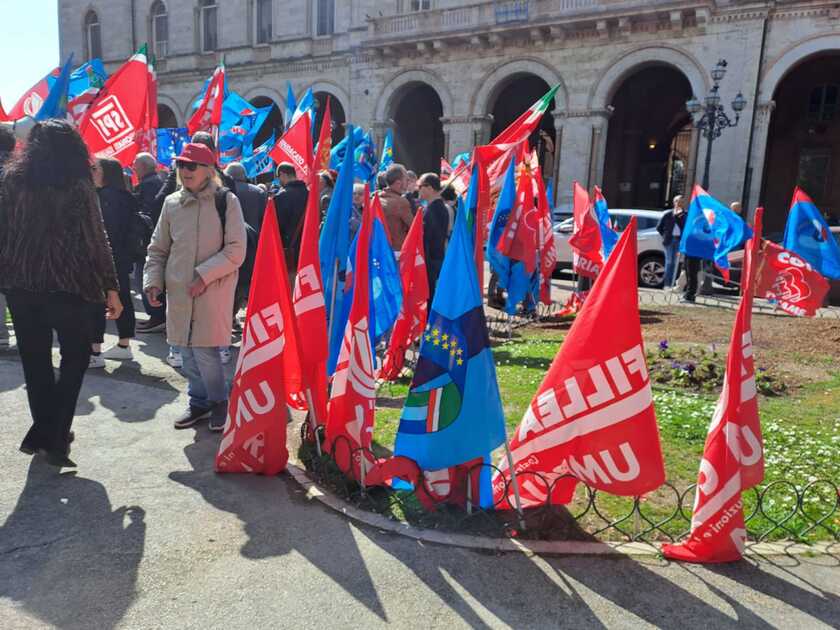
[553,209,667,288]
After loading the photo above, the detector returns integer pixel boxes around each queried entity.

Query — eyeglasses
[176,161,201,172]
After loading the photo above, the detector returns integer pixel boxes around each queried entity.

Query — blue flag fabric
[241,133,276,178]
[679,186,752,275]
[393,203,507,472]
[34,55,74,121]
[284,82,296,131]
[218,92,271,165]
[355,130,379,184]
[783,192,840,279]
[156,128,190,167]
[329,126,365,169]
[486,159,531,314]
[292,88,313,125]
[378,129,394,173]
[593,193,619,260]
[68,59,107,100]
[450,152,470,170]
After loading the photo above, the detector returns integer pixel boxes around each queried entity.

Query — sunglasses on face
[176,161,201,172]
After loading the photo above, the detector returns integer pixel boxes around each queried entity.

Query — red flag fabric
[270,111,313,181]
[440,157,453,178]
[137,59,158,157]
[663,212,765,563]
[381,211,429,381]
[324,191,377,480]
[0,99,9,122]
[292,167,330,427]
[187,64,225,137]
[754,240,829,317]
[78,50,152,167]
[216,200,302,475]
[568,182,604,279]
[535,168,557,306]
[314,98,332,173]
[472,155,491,291]
[498,165,538,274]
[7,67,59,120]
[493,219,665,508]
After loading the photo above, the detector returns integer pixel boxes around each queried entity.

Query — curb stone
[286,464,838,559]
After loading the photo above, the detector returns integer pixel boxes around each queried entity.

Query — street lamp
[686,60,747,189]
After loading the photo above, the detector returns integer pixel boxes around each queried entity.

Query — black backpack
[127,211,155,262]
[214,187,259,285]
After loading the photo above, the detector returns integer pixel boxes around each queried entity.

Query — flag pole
[303,387,323,458]
[502,434,527,532]
[326,258,340,349]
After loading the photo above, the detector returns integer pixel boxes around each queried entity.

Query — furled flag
[156,128,190,167]
[493,219,666,509]
[137,54,158,157]
[393,201,508,489]
[568,182,604,279]
[378,129,394,174]
[593,186,619,261]
[78,47,153,167]
[314,96,332,172]
[754,237,829,317]
[680,184,752,282]
[463,157,491,288]
[284,81,296,131]
[324,192,377,479]
[440,157,453,179]
[782,187,840,279]
[218,92,271,165]
[292,88,314,127]
[269,107,313,181]
[381,211,429,381]
[291,167,330,432]
[32,55,74,122]
[663,211,765,563]
[487,158,532,315]
[216,200,302,475]
[241,133,276,179]
[535,169,557,306]
[499,163,539,275]
[187,62,225,137]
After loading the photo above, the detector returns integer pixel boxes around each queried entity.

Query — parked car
[554,209,666,288]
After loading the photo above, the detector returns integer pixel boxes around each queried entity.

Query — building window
[315,0,334,36]
[84,10,102,60]
[398,0,431,11]
[151,1,168,58]
[808,84,839,122]
[256,0,272,44]
[200,0,218,52]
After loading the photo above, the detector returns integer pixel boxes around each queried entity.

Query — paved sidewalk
[0,318,839,628]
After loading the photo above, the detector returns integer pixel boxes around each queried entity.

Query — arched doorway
[761,53,840,232]
[157,103,178,128]
[603,66,693,209]
[390,83,444,175]
[248,96,284,148]
[314,91,347,147]
[489,74,557,174]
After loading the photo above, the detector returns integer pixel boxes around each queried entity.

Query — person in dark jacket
[132,152,164,224]
[0,119,122,467]
[90,157,138,366]
[0,125,15,347]
[656,194,686,289]
[417,173,449,302]
[273,162,308,273]
[224,162,267,234]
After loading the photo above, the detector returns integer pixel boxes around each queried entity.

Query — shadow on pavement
[0,460,145,630]
[75,365,180,423]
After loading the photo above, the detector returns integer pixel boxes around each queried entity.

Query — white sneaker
[89,354,106,369]
[102,344,133,361]
[166,350,183,369]
[219,347,232,365]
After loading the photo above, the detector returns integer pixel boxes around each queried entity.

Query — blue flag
[593,188,619,260]
[378,129,394,173]
[292,88,313,125]
[284,82,296,131]
[393,202,507,475]
[355,130,379,184]
[241,133,276,178]
[783,188,840,279]
[450,152,470,170]
[68,59,107,100]
[679,185,752,277]
[156,127,190,167]
[34,55,73,121]
[329,126,365,169]
[218,92,271,165]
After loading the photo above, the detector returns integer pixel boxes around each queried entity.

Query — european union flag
[783,188,840,279]
[156,127,190,167]
[679,185,752,278]
[394,202,507,472]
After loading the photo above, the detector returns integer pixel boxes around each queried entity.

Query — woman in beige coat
[144,143,246,431]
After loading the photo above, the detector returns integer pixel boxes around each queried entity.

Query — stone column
[440,116,475,161]
[555,111,602,209]
[586,109,612,189]
[371,120,390,157]
[744,101,776,216]
[470,114,494,148]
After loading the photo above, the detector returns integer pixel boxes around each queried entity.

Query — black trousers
[684,256,701,300]
[6,290,93,455]
[92,270,135,343]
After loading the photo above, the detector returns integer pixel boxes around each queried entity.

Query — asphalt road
[0,317,839,629]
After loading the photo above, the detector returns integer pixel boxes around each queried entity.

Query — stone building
[58,0,840,230]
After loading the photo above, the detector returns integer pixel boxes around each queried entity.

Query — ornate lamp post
[686,60,748,190]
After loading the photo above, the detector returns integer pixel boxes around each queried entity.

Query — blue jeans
[178,346,227,410]
[663,240,679,288]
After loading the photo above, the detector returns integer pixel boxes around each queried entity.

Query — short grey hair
[353,183,366,196]
[385,163,407,187]
[134,152,157,174]
[224,162,248,182]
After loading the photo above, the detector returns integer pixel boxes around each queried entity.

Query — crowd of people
[0,120,455,468]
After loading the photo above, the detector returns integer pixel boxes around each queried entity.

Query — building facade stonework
[58,0,840,230]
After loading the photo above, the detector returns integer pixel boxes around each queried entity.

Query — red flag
[291,167,330,427]
[314,98,332,173]
[472,155,491,290]
[187,64,225,137]
[324,190,377,480]
[568,182,604,279]
[498,165,538,274]
[138,58,158,157]
[0,99,9,122]
[381,211,429,381]
[663,210,765,563]
[7,67,59,120]
[493,219,665,508]
[215,200,302,475]
[270,111,313,181]
[78,49,152,167]
[754,239,829,317]
[535,169,556,306]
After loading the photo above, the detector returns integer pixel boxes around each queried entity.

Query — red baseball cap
[176,143,216,167]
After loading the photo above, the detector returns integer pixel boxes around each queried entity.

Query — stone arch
[156,93,182,126]
[374,68,454,121]
[242,85,286,114]
[309,80,351,121]
[760,32,840,100]
[471,58,566,116]
[589,44,710,110]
